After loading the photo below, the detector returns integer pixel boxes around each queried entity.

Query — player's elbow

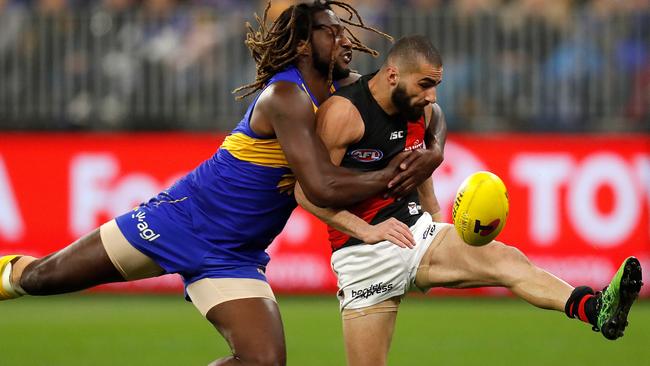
[295,184,321,208]
[299,179,341,208]
[301,187,335,208]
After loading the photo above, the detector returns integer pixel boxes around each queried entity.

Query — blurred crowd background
[0,0,648,132]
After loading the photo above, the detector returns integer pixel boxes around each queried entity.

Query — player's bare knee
[488,241,528,263]
[486,242,532,282]
[501,243,531,266]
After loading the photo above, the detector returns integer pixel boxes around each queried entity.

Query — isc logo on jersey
[350,149,383,162]
[452,171,509,246]
[390,131,404,140]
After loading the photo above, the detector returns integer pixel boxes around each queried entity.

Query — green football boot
[595,256,643,340]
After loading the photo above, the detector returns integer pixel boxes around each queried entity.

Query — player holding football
[295,35,644,366]
[0,3,444,365]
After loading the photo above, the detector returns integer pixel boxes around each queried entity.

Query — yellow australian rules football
[452,171,509,246]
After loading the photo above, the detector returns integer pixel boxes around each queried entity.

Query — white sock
[1,261,25,296]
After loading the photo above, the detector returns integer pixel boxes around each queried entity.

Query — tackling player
[0,2,444,365]
[295,35,644,366]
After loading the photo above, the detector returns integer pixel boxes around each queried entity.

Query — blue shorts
[114,191,269,287]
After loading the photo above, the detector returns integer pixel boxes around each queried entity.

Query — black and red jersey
[329,73,426,251]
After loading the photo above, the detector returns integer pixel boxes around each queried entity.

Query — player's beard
[313,47,350,81]
[391,82,425,121]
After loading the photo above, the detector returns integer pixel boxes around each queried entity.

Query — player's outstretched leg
[1,227,127,300]
[415,226,574,311]
[415,226,644,340]
[595,257,643,340]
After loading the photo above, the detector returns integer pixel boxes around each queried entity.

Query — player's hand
[384,150,412,174]
[360,218,416,249]
[387,148,443,198]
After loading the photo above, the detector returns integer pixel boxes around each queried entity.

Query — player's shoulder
[249,81,316,136]
[256,81,314,115]
[317,95,364,141]
[261,81,313,106]
[319,95,359,119]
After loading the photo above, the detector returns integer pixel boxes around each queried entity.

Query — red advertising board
[0,133,648,296]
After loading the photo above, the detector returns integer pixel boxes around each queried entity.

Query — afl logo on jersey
[350,149,383,162]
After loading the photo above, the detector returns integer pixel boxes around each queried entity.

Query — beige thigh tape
[186,278,277,317]
[342,297,401,320]
[100,219,164,281]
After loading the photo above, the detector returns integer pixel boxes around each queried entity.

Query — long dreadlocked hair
[233,0,393,100]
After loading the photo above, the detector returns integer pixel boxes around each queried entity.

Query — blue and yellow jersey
[164,66,337,269]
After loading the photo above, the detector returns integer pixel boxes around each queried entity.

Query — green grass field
[1,294,648,365]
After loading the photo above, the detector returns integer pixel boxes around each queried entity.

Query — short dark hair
[386,35,442,72]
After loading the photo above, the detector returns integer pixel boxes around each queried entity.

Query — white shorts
[331,213,450,310]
